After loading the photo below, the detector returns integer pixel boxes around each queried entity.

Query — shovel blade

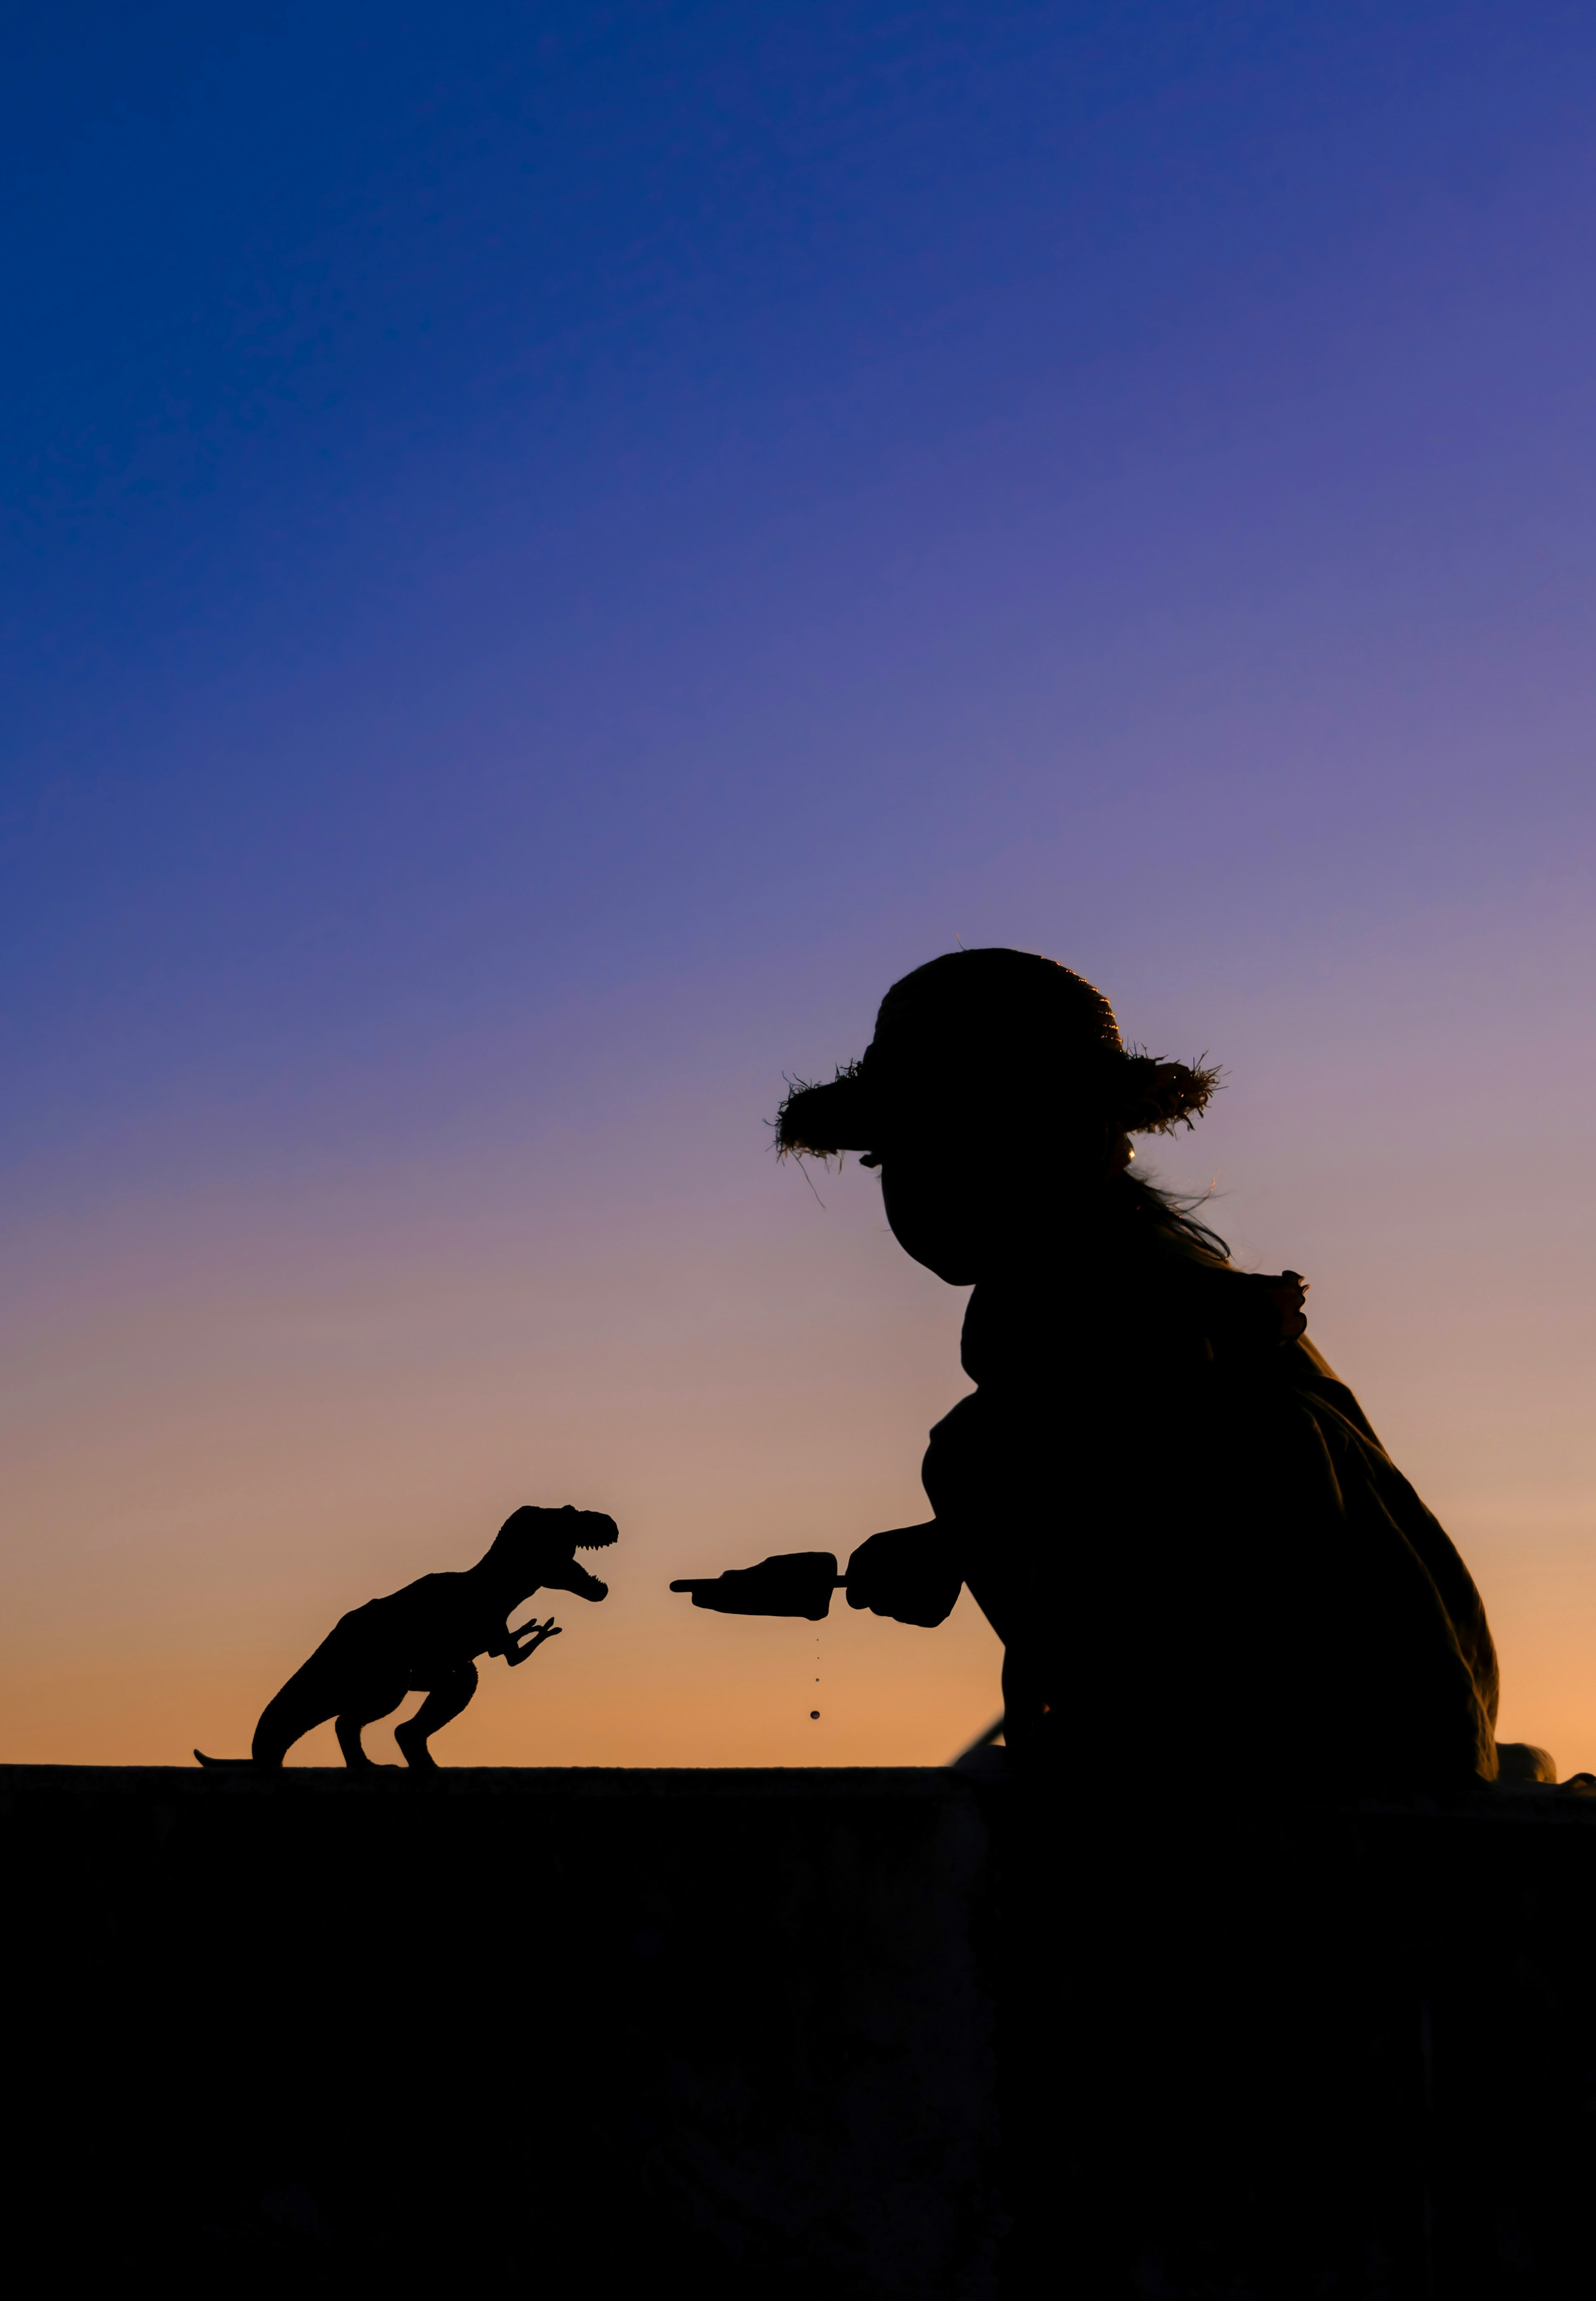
[670,1551,842,1620]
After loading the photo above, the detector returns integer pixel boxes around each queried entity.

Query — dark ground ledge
[6,1765,1596,2298]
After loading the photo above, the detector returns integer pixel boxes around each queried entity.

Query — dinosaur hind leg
[335,1694,404,1768]
[393,1665,479,1770]
[325,1675,411,1766]
[251,1653,396,1768]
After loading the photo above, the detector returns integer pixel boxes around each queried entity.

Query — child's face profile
[877,1147,992,1282]
[874,1119,1132,1283]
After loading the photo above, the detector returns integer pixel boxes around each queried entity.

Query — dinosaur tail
[193,1750,254,1768]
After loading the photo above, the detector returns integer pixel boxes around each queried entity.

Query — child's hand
[1264,1270,1309,1343]
[845,1524,962,1627]
[1214,1268,1310,1351]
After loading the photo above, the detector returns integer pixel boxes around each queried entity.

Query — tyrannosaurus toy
[195,1503,616,1770]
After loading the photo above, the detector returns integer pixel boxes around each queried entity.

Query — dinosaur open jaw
[490,1504,619,1556]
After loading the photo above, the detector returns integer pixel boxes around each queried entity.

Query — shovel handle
[670,1577,847,1593]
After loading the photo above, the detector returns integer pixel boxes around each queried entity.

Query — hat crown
[774,948,1216,1157]
[868,949,1123,1069]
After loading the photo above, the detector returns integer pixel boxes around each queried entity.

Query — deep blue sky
[5,3,1596,1765]
[6,0,1593,1185]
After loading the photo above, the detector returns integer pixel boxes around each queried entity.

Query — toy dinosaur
[194,1503,616,1770]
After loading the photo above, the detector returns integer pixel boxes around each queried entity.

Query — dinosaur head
[486,1503,616,1601]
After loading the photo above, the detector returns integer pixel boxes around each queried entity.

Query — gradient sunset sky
[3,2,1593,1770]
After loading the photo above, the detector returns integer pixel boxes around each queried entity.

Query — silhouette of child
[778,949,1554,1791]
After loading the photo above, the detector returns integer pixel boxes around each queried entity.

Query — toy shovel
[670,1551,845,1622]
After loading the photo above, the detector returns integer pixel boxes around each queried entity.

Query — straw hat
[776,948,1217,1158]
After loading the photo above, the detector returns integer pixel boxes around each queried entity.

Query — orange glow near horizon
[4,980,1593,1782]
[0,1143,1009,1770]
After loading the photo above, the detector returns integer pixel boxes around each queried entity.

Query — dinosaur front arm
[501,1617,562,1667]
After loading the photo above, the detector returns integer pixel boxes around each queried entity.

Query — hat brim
[775,1047,1219,1157]
[775,1068,872,1157]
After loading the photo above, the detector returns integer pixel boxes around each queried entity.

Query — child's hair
[1118,1168,1231,1265]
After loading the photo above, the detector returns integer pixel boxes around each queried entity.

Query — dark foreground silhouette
[15,1762,1596,2298]
[683,947,1584,1796]
[195,1504,616,1768]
